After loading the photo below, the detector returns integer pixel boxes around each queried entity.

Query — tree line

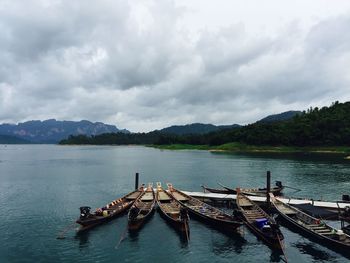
[60,101,350,147]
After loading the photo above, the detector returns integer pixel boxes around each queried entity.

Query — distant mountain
[258,111,302,123]
[0,119,129,143]
[0,135,30,144]
[159,123,241,135]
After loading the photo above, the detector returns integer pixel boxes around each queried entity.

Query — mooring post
[135,172,139,190]
[266,171,271,211]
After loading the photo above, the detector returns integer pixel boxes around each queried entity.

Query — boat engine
[180,207,188,221]
[232,209,243,219]
[129,207,140,220]
[79,206,91,219]
[275,181,283,188]
[341,206,350,218]
[342,195,350,202]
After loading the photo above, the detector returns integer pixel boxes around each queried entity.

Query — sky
[0,0,350,132]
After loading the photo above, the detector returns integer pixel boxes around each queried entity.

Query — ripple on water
[1,145,350,263]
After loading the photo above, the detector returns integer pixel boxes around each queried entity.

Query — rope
[56,222,77,239]
[115,224,129,249]
[184,219,190,242]
[277,234,288,263]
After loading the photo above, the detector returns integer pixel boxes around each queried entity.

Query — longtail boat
[156,182,190,239]
[236,190,284,250]
[128,183,156,231]
[76,186,144,232]
[201,185,235,194]
[271,193,350,254]
[167,184,242,232]
[202,181,284,196]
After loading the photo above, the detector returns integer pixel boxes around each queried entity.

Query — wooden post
[135,172,139,190]
[266,171,271,211]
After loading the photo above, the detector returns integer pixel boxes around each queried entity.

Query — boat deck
[172,192,189,201]
[127,191,141,200]
[158,192,171,201]
[141,192,154,201]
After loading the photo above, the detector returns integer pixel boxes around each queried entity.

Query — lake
[0,145,349,262]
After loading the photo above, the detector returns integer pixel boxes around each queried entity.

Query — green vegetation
[152,143,350,154]
[60,101,350,155]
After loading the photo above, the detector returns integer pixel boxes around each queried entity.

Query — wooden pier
[181,191,350,212]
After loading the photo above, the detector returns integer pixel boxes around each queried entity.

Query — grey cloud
[0,1,350,131]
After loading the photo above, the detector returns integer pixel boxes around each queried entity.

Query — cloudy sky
[1,0,350,132]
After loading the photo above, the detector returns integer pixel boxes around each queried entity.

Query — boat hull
[236,193,284,251]
[128,209,155,231]
[187,208,241,233]
[169,187,242,233]
[277,212,350,256]
[203,185,284,196]
[242,219,282,250]
[76,209,128,232]
[157,207,189,233]
[75,190,141,232]
[127,186,156,232]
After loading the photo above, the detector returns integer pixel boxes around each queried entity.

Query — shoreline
[150,143,350,157]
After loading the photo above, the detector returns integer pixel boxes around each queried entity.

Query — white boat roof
[181,190,350,210]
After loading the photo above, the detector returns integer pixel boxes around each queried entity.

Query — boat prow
[156,182,190,239]
[128,183,156,231]
[167,183,242,233]
[76,186,144,232]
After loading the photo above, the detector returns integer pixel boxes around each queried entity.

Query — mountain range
[0,119,129,143]
[0,110,299,144]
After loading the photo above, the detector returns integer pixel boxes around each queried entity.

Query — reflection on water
[1,145,350,262]
[270,250,284,262]
[156,212,190,246]
[75,231,90,249]
[128,228,140,242]
[293,241,337,262]
[211,232,246,255]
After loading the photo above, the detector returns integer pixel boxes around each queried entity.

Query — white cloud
[0,0,350,131]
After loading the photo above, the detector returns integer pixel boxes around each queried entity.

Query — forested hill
[257,111,302,123]
[159,123,240,135]
[205,101,350,146]
[60,101,350,147]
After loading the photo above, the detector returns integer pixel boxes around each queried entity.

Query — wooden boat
[236,190,284,250]
[76,186,144,232]
[156,182,190,238]
[202,181,284,196]
[167,184,242,232]
[271,193,350,254]
[201,185,235,194]
[128,183,156,231]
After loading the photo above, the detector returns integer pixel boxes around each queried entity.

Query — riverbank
[150,142,350,156]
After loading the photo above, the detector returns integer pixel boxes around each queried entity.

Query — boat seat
[239,200,253,207]
[320,232,333,235]
[310,226,327,230]
[158,192,171,201]
[141,193,154,201]
[127,192,141,200]
[315,229,331,233]
[172,192,189,201]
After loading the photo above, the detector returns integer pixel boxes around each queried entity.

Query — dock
[182,191,350,212]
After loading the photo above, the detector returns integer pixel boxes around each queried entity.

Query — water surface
[0,145,349,262]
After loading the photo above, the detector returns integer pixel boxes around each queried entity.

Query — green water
[0,145,349,262]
